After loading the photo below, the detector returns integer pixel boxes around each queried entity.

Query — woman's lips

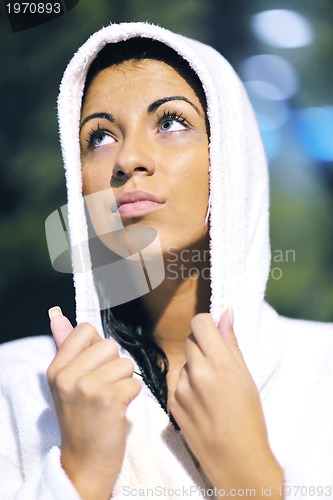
[115,190,165,218]
[118,200,164,217]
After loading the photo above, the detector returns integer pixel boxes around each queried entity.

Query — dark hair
[102,300,169,411]
[83,37,207,118]
[84,37,207,419]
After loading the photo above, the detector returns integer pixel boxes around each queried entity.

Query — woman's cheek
[82,164,110,196]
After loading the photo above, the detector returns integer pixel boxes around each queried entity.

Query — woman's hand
[47,308,141,500]
[169,311,284,498]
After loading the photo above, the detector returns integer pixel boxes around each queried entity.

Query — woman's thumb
[48,306,74,350]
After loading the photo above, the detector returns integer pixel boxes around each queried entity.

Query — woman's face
[80,58,209,257]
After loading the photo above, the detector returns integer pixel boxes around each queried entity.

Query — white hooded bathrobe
[0,22,333,500]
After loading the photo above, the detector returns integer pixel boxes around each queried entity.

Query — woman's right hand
[47,308,141,500]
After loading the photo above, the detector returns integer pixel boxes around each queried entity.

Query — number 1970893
[6,2,61,14]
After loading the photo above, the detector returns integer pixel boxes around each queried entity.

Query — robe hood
[57,22,281,399]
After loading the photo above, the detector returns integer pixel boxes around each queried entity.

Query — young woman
[0,22,332,500]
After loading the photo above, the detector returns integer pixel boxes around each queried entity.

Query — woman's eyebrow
[147,96,202,116]
[80,112,114,131]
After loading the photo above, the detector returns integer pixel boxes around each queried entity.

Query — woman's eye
[159,119,186,133]
[158,112,187,133]
[87,130,115,149]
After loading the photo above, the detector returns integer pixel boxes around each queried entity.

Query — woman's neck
[143,274,210,345]
[141,239,211,380]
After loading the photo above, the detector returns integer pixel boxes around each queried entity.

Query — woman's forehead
[82,59,203,110]
[86,58,198,92]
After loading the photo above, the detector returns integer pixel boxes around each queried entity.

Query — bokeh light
[293,107,333,162]
[241,55,298,100]
[251,9,314,48]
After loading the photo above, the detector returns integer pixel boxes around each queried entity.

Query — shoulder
[278,314,333,357]
[274,313,333,392]
[279,313,333,336]
[266,314,333,481]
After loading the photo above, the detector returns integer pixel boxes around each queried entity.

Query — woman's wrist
[61,452,116,500]
[211,450,284,499]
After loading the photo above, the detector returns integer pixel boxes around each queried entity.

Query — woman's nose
[112,134,156,182]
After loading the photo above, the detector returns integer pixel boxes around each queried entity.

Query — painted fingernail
[48,306,63,320]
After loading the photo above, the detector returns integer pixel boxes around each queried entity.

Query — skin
[80,59,210,257]
[48,59,283,499]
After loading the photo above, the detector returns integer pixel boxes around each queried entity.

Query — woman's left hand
[168,311,283,497]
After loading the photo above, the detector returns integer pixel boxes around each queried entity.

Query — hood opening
[81,36,210,414]
[57,22,281,407]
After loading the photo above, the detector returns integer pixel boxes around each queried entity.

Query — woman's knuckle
[191,313,210,330]
[79,321,94,331]
[46,364,56,383]
[76,322,97,340]
[54,370,73,395]
[120,357,135,373]
[173,388,184,407]
[129,378,141,397]
[76,376,91,397]
[189,365,207,386]
[105,339,119,357]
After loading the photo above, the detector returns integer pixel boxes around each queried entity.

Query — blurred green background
[1,0,332,343]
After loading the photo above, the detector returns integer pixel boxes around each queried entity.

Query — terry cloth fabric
[0,21,333,499]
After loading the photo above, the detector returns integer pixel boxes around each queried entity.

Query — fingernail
[228,308,234,327]
[48,306,63,320]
